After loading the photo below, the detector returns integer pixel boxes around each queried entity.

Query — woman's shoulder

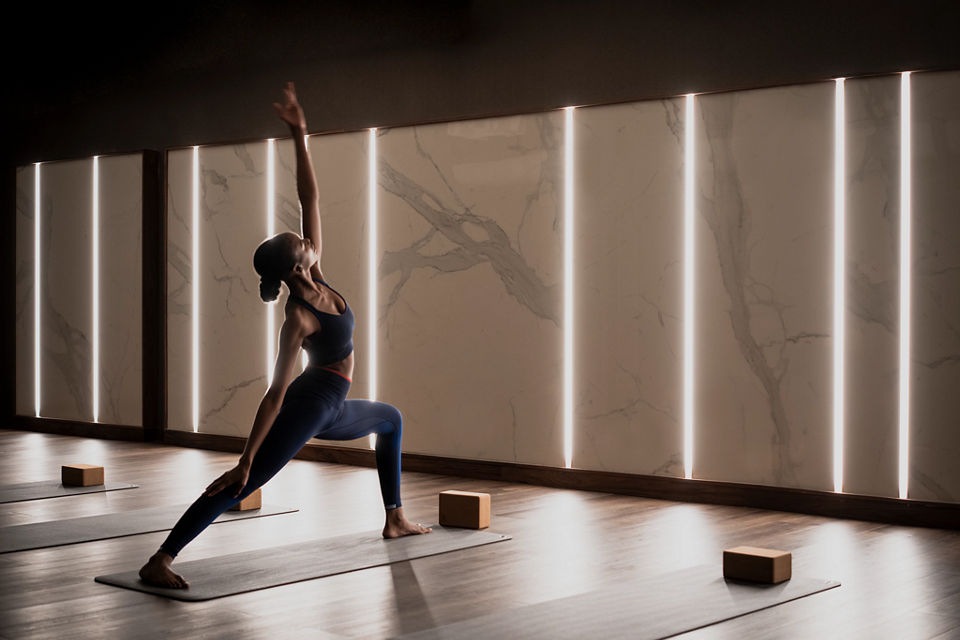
[281,295,311,321]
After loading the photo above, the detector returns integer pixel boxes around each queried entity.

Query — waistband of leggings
[308,365,352,384]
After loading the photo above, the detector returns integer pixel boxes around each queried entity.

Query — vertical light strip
[683,94,696,480]
[192,146,200,432]
[34,163,41,417]
[563,106,575,469]
[267,139,276,386]
[368,127,378,449]
[898,71,912,499]
[833,79,846,493]
[92,156,100,422]
[302,134,311,372]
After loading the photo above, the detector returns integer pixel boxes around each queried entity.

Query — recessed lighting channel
[35,162,41,418]
[92,155,100,423]
[192,146,200,432]
[267,139,276,386]
[898,71,912,500]
[833,78,846,493]
[683,94,696,480]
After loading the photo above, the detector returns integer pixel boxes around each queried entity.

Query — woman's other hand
[203,462,251,499]
[273,81,307,130]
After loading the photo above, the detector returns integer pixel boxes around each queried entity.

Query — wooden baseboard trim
[12,416,149,441]
[161,429,960,531]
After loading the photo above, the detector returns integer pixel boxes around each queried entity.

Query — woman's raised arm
[273,82,322,275]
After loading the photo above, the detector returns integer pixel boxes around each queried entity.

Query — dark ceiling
[6,0,960,164]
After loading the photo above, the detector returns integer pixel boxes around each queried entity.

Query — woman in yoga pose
[139,82,431,589]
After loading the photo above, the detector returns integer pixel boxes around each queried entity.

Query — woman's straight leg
[316,399,404,510]
[157,395,339,558]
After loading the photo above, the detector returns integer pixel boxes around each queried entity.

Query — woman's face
[283,232,317,272]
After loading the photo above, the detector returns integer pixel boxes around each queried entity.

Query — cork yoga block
[61,464,105,487]
[439,490,490,529]
[229,488,262,511]
[723,546,792,584]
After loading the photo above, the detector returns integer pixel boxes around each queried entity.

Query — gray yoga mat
[0,503,297,553]
[95,525,511,601]
[0,480,139,504]
[393,563,840,639]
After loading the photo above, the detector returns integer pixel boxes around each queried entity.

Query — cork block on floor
[229,488,262,511]
[723,546,792,584]
[439,490,490,529]
[61,464,105,487]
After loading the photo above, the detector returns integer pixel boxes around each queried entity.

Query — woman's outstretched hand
[203,462,251,499]
[273,81,307,130]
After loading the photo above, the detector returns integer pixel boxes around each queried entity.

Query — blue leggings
[158,367,402,559]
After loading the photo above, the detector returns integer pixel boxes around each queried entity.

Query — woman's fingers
[204,471,230,495]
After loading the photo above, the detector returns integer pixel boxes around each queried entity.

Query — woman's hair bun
[259,277,281,302]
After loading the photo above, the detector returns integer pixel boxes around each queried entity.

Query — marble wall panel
[157,72,960,502]
[167,149,195,432]
[909,70,960,503]
[843,76,900,498]
[40,159,94,421]
[271,138,300,384]
[572,99,685,475]
[694,83,834,491]
[377,113,565,466]
[15,166,36,416]
[196,144,271,436]
[280,133,372,450]
[98,155,143,426]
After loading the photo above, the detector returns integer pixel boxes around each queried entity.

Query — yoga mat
[393,564,840,639]
[0,480,138,504]
[95,525,511,601]
[0,503,298,553]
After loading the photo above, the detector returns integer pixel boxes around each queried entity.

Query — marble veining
[97,154,143,426]
[843,75,900,498]
[571,98,684,476]
[377,113,564,465]
[15,166,35,416]
[909,70,960,502]
[695,85,833,491]
[378,156,561,326]
[294,132,371,449]
[195,144,269,435]
[40,159,93,421]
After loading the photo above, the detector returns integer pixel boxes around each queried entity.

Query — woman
[139,82,431,589]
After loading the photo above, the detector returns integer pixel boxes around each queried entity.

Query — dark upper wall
[8,0,960,165]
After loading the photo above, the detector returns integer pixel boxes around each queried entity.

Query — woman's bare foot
[138,551,189,589]
[382,506,432,538]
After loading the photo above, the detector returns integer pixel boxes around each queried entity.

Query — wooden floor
[1,429,959,639]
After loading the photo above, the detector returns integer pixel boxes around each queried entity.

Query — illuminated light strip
[302,134,311,373]
[192,146,200,432]
[267,139,276,386]
[833,79,845,493]
[92,156,100,422]
[369,128,378,449]
[35,163,41,417]
[563,106,575,469]
[898,71,912,500]
[683,94,695,480]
